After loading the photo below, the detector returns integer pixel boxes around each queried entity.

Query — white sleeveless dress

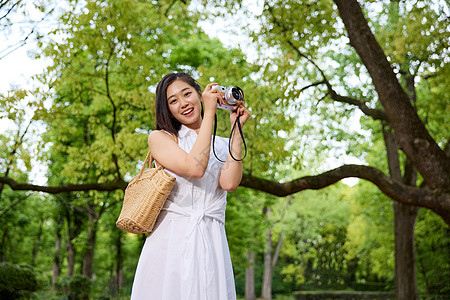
[131,125,236,300]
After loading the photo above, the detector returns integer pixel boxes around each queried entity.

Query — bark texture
[82,206,97,279]
[261,208,285,300]
[333,0,450,191]
[245,250,256,300]
[115,230,124,295]
[261,209,273,300]
[67,239,75,276]
[52,230,62,293]
[394,202,419,300]
[384,126,419,300]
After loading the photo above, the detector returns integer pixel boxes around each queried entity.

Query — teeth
[182,108,193,115]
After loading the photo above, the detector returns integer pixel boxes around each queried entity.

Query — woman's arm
[219,104,251,191]
[148,113,214,178]
[149,83,223,179]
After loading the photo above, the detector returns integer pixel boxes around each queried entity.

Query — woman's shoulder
[148,130,163,145]
[148,130,177,146]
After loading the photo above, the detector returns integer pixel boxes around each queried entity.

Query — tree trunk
[65,203,80,277]
[245,250,256,300]
[395,158,419,300]
[114,229,123,295]
[82,228,96,279]
[32,219,43,266]
[394,202,419,300]
[334,0,450,193]
[261,221,273,300]
[0,229,8,262]
[82,205,98,279]
[52,229,62,293]
[383,126,419,300]
[261,207,285,300]
[67,239,76,276]
[272,233,284,272]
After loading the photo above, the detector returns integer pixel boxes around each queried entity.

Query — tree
[0,0,56,60]
[201,0,449,299]
[3,0,294,296]
[1,0,449,297]
[2,2,448,217]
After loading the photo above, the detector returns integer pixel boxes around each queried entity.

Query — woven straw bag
[116,149,176,234]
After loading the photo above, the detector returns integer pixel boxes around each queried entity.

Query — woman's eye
[170,99,177,104]
[185,92,192,97]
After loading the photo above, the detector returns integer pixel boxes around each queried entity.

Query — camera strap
[212,113,247,163]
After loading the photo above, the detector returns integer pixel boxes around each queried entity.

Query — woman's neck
[183,117,202,134]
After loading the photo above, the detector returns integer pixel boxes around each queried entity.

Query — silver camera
[213,85,244,111]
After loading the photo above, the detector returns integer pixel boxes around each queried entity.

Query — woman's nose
[180,99,189,108]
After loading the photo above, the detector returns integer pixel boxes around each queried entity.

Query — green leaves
[2,0,449,297]
[415,208,450,295]
[344,181,395,281]
[258,0,341,55]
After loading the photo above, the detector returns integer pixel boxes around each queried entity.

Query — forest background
[0,0,449,299]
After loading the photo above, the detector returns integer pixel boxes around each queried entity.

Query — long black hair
[155,72,202,137]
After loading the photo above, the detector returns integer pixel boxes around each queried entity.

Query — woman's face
[166,79,202,128]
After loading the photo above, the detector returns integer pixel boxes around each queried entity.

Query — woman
[131,72,250,299]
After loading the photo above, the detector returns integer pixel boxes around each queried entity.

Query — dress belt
[162,202,225,299]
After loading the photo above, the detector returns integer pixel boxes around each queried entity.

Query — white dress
[131,125,236,300]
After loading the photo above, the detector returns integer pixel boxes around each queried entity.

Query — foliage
[344,181,395,284]
[415,208,450,296]
[21,0,293,297]
[0,262,41,299]
[277,184,356,291]
[369,0,450,146]
[56,274,91,300]
[1,0,449,298]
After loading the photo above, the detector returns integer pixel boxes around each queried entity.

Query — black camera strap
[212,113,247,163]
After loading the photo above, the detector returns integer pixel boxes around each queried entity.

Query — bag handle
[136,150,156,179]
[136,131,178,179]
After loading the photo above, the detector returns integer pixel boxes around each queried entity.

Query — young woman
[131,72,250,299]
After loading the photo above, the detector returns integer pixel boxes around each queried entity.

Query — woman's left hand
[230,100,251,127]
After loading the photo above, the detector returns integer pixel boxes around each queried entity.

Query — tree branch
[0,5,54,60]
[267,7,387,121]
[298,80,326,93]
[334,0,450,190]
[0,0,21,21]
[0,192,32,220]
[240,164,450,225]
[286,39,387,120]
[0,118,34,197]
[327,89,387,120]
[1,164,449,224]
[271,232,284,269]
[104,44,122,180]
[0,176,127,193]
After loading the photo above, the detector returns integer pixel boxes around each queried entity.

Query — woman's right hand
[202,83,226,116]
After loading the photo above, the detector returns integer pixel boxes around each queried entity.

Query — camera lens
[231,88,241,100]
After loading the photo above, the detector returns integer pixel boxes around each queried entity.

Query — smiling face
[166,79,203,130]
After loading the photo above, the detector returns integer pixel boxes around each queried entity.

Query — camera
[213,85,244,111]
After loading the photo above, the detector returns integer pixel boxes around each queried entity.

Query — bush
[0,262,40,299]
[56,275,91,300]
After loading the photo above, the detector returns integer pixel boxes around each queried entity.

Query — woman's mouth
[181,108,194,116]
